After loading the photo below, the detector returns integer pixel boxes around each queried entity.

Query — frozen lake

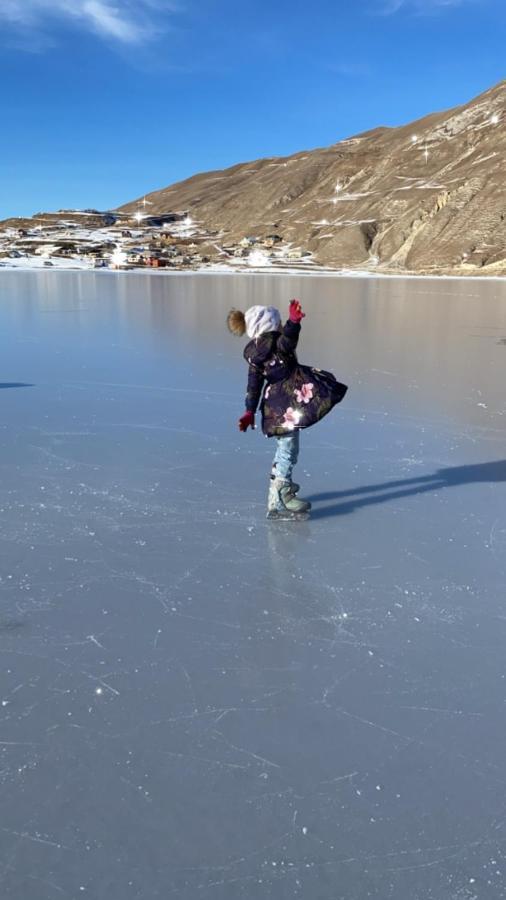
[1,270,506,900]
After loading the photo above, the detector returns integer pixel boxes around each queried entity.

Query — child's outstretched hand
[238,411,255,432]
[289,299,305,324]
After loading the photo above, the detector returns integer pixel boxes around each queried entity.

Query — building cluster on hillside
[0,208,315,272]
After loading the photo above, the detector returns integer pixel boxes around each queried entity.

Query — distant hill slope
[120,80,506,274]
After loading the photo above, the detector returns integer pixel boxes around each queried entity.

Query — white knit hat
[244,305,281,339]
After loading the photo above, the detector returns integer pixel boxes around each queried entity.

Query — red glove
[289,299,305,323]
[238,411,255,432]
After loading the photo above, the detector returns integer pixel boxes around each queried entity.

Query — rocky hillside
[120,80,506,275]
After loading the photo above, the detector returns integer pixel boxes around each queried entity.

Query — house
[239,236,258,249]
[35,244,59,258]
[82,242,115,258]
[54,242,79,257]
[159,232,177,245]
[264,234,283,247]
[146,256,168,268]
[126,252,145,265]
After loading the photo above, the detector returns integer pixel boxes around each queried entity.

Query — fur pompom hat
[226,309,246,336]
[227,305,281,340]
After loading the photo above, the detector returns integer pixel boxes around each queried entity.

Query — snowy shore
[1,257,504,281]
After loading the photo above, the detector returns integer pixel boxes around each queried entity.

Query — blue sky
[0,0,504,218]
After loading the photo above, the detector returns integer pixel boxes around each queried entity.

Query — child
[227,299,347,520]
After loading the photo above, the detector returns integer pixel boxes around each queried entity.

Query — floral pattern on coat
[282,407,302,430]
[243,319,347,437]
[294,382,314,404]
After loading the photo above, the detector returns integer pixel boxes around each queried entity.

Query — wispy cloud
[0,0,179,46]
[378,0,474,13]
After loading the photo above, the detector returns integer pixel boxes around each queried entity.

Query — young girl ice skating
[227,299,347,520]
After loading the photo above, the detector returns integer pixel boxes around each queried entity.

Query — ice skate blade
[266,509,310,522]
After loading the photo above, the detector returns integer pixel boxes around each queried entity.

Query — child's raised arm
[277,299,305,355]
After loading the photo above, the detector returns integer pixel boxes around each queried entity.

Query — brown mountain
[121,80,506,275]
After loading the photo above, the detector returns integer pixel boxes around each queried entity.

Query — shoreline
[0,255,505,282]
[0,262,505,282]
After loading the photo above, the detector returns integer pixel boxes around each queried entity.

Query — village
[0,205,316,273]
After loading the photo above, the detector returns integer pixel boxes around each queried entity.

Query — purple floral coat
[244,319,347,437]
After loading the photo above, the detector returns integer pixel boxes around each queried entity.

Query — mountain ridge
[119,80,506,275]
[1,81,504,276]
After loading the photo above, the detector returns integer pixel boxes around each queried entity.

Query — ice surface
[0,270,506,899]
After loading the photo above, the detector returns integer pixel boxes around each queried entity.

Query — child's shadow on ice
[307,459,506,521]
